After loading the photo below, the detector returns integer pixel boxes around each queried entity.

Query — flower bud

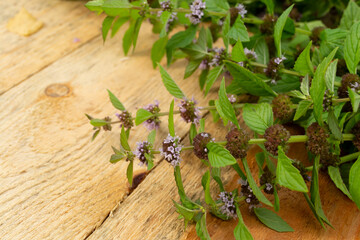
[337,74,360,98]
[264,124,290,156]
[193,132,212,160]
[116,110,134,129]
[259,167,275,194]
[272,94,294,122]
[310,27,325,46]
[161,134,182,167]
[306,122,330,155]
[102,116,112,131]
[225,128,250,159]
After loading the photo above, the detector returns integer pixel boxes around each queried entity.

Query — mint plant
[85,0,360,239]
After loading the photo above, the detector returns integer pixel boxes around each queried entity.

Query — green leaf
[151,37,168,68]
[207,142,237,167]
[173,200,195,223]
[225,61,277,96]
[159,11,171,38]
[242,158,273,207]
[300,74,310,96]
[349,156,360,209]
[91,129,100,141]
[147,130,156,145]
[205,0,229,13]
[319,28,347,58]
[135,109,153,126]
[166,25,197,65]
[199,118,205,133]
[344,21,360,74]
[325,60,338,92]
[288,90,306,100]
[184,59,202,79]
[120,126,131,151]
[274,5,294,56]
[273,186,280,212]
[174,166,194,208]
[158,64,186,99]
[201,171,215,205]
[254,37,269,64]
[294,100,312,121]
[340,0,360,30]
[232,163,246,180]
[276,147,308,192]
[211,168,224,192]
[123,23,134,55]
[189,123,197,144]
[218,78,240,129]
[242,103,273,135]
[222,14,230,50]
[234,206,253,240]
[204,65,224,96]
[310,156,332,227]
[199,69,208,90]
[310,48,337,124]
[253,208,294,232]
[195,213,211,240]
[107,89,126,111]
[102,0,131,16]
[132,17,143,51]
[85,0,104,14]
[102,16,114,42]
[127,160,133,186]
[328,166,353,200]
[294,41,313,76]
[181,44,208,60]
[90,118,108,127]
[168,100,175,137]
[261,0,274,15]
[231,40,247,62]
[110,153,126,163]
[348,88,360,112]
[111,17,128,37]
[327,110,343,140]
[228,16,249,42]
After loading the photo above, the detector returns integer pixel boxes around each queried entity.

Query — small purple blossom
[178,97,201,124]
[274,56,286,65]
[158,0,172,16]
[186,0,206,25]
[218,191,237,219]
[239,179,260,211]
[143,100,161,130]
[209,47,225,67]
[116,110,134,129]
[199,59,208,70]
[228,94,237,103]
[135,141,152,166]
[235,4,247,18]
[244,48,257,60]
[238,61,244,67]
[161,134,183,167]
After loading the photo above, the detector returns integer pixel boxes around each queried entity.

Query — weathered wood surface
[0,1,359,240]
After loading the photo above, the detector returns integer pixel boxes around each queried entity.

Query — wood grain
[0,0,100,94]
[0,20,216,239]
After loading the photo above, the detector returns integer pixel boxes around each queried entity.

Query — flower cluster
[209,47,227,67]
[322,90,333,112]
[161,134,182,167]
[158,1,177,32]
[239,179,260,211]
[227,94,237,104]
[186,0,206,25]
[236,4,247,18]
[264,124,291,156]
[265,57,286,84]
[306,122,330,155]
[218,191,237,219]
[178,98,201,124]
[102,116,112,131]
[310,27,325,46]
[225,128,250,159]
[259,14,278,35]
[193,132,213,160]
[259,167,275,194]
[116,110,134,129]
[135,141,152,166]
[272,94,294,122]
[143,101,161,130]
[238,48,257,67]
[337,74,360,98]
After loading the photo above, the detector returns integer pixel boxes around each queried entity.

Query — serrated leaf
[215,100,228,126]
[107,89,126,111]
[274,5,294,56]
[168,100,175,137]
[127,160,133,186]
[123,23,134,55]
[348,87,360,112]
[120,125,131,151]
[242,158,273,207]
[344,21,360,74]
[350,156,360,209]
[218,78,240,129]
[261,0,274,15]
[110,153,126,163]
[199,69,208,90]
[328,110,343,140]
[300,74,310,96]
[201,171,215,205]
[319,28,347,58]
[222,14,230,50]
[254,208,294,232]
[111,17,128,37]
[147,130,156,145]
[205,0,229,13]
[91,129,100,141]
[288,90,306,100]
[159,11,171,38]
[173,200,196,222]
[158,64,186,99]
[196,213,211,240]
[234,206,253,240]
[231,40,247,62]
[254,37,269,64]
[207,142,237,167]
[102,0,131,16]
[135,108,153,126]
[276,147,308,192]
[325,60,338,92]
[85,0,104,14]
[294,100,312,121]
[328,166,352,200]
[90,118,108,127]
[340,1,360,30]
[184,59,202,79]
[151,37,168,68]
[189,123,197,144]
[242,103,273,135]
[211,168,224,192]
[225,61,277,96]
[294,41,313,76]
[228,16,249,42]
[204,65,224,96]
[174,166,194,208]
[102,16,114,42]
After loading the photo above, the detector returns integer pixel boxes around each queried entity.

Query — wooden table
[0,1,359,239]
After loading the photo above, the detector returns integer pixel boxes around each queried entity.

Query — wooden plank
[88,120,360,239]
[0,0,101,94]
[0,22,216,239]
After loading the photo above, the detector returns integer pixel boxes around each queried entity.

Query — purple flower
[218,191,237,219]
[161,134,183,167]
[199,59,208,70]
[186,0,206,25]
[135,141,152,166]
[274,56,286,65]
[228,94,237,103]
[209,47,226,67]
[244,48,257,61]
[115,110,134,129]
[235,4,247,18]
[143,100,161,130]
[178,97,201,124]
